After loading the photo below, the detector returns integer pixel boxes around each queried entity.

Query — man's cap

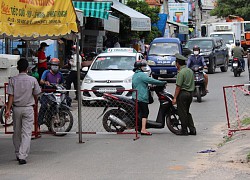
[175,53,187,61]
[40,42,49,47]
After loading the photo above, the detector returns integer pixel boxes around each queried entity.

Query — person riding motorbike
[132,60,167,136]
[187,45,209,93]
[38,58,65,127]
[231,40,245,71]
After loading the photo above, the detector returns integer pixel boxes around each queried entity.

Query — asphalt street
[0,66,249,180]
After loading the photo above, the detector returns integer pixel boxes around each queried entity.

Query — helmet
[193,45,200,51]
[134,60,147,69]
[235,40,240,46]
[50,58,60,65]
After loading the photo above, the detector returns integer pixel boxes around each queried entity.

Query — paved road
[0,67,249,180]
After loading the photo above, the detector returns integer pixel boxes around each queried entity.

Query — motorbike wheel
[166,110,182,134]
[233,70,238,77]
[50,109,73,136]
[0,105,13,126]
[196,87,202,103]
[102,109,126,132]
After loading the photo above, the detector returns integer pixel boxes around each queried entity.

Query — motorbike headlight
[83,75,94,83]
[147,60,156,66]
[123,76,132,83]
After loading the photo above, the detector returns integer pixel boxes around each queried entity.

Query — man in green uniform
[172,53,196,136]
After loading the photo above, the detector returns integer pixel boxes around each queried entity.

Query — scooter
[39,84,73,135]
[191,65,207,103]
[98,85,182,134]
[232,57,243,77]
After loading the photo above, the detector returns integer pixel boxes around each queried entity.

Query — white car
[81,48,151,105]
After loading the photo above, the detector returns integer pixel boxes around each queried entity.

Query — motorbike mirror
[82,67,88,71]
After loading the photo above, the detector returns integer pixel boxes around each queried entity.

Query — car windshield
[185,40,213,50]
[91,56,136,70]
[148,42,179,56]
[210,34,233,44]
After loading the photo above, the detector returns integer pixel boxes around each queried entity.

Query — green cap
[175,53,187,61]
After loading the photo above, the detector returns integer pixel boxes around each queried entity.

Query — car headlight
[83,75,94,83]
[171,61,176,66]
[147,60,156,66]
[123,76,132,83]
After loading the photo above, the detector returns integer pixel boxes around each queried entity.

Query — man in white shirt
[66,45,82,100]
[138,36,145,55]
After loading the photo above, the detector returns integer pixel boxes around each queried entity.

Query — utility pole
[195,0,201,37]
[163,0,169,37]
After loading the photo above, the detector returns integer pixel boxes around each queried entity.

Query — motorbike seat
[112,95,135,105]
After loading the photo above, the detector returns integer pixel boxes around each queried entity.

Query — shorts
[138,101,149,118]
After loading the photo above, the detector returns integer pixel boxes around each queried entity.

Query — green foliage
[241,117,250,126]
[247,152,250,162]
[210,0,250,21]
[111,0,161,46]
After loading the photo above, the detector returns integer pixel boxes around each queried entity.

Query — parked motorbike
[0,105,13,126]
[98,85,182,134]
[232,57,243,77]
[39,84,73,135]
[191,65,207,103]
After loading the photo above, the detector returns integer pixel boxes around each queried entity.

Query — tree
[210,0,250,21]
[110,0,161,46]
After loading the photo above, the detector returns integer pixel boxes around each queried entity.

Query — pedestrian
[66,45,82,100]
[113,37,121,48]
[138,36,146,55]
[172,53,196,136]
[37,42,49,84]
[5,58,41,165]
[132,60,167,136]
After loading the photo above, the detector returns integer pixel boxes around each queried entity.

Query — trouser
[12,106,34,160]
[177,90,195,133]
[38,95,47,126]
[38,67,47,84]
[66,71,78,97]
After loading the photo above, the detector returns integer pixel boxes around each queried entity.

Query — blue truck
[146,37,182,79]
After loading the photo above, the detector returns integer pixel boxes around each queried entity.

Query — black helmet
[235,40,240,46]
[193,45,200,51]
[134,60,147,69]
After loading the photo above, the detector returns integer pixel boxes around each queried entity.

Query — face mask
[193,51,199,55]
[141,66,147,72]
[51,65,59,73]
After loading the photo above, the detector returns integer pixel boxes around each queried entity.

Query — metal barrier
[80,89,139,140]
[1,84,139,140]
[223,84,250,136]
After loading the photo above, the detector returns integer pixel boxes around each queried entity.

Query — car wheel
[220,56,229,72]
[208,58,215,74]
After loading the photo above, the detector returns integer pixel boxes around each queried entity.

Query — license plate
[160,70,167,74]
[98,88,117,92]
[233,63,238,67]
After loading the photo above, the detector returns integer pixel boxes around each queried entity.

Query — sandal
[140,132,152,136]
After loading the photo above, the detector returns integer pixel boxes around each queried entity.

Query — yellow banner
[0,0,78,38]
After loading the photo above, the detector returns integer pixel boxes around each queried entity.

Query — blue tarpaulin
[153,14,168,36]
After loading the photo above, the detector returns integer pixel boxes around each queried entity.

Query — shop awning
[167,20,189,34]
[0,0,78,40]
[111,0,151,31]
[73,1,112,20]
